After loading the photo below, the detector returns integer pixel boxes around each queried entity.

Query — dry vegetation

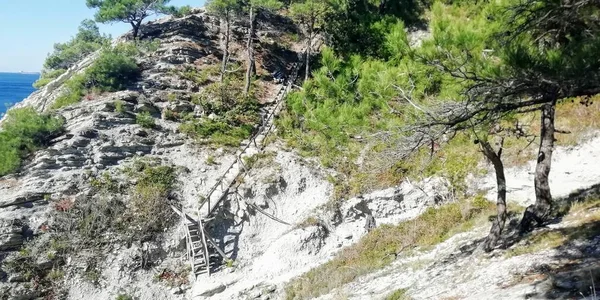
[507,197,600,257]
[285,196,497,299]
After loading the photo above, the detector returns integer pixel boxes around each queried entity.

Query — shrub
[33,69,67,89]
[180,66,210,86]
[123,162,177,240]
[174,5,193,17]
[114,100,126,114]
[85,47,139,91]
[0,108,64,176]
[136,112,156,128]
[55,195,126,246]
[180,80,260,146]
[179,119,253,147]
[44,20,110,71]
[385,289,409,300]
[52,45,140,109]
[51,74,87,109]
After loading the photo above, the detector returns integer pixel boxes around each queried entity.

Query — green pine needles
[0,108,65,176]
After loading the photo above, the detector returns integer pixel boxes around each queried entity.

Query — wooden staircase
[186,219,214,276]
[198,60,304,220]
[172,205,225,277]
[176,52,306,278]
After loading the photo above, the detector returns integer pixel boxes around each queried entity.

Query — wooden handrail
[198,50,308,219]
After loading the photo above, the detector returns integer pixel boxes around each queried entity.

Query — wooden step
[195,269,209,275]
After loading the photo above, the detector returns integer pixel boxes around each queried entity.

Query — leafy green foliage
[86,0,172,37]
[136,111,156,128]
[278,0,509,197]
[323,0,425,58]
[123,161,177,240]
[85,46,140,91]
[33,69,67,89]
[385,289,409,300]
[289,0,328,28]
[249,0,282,11]
[52,44,140,109]
[206,0,241,17]
[165,5,194,17]
[180,78,260,146]
[35,19,109,89]
[180,119,254,147]
[43,19,110,71]
[0,108,64,176]
[180,65,211,85]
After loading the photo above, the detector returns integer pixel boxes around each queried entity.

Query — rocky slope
[0,7,451,300]
[1,6,600,300]
[0,8,307,299]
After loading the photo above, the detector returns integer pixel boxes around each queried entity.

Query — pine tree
[86,0,172,38]
[207,0,242,83]
[243,0,282,95]
[289,0,329,81]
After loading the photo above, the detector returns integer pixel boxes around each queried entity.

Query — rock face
[6,6,598,300]
[188,150,452,299]
[0,8,303,300]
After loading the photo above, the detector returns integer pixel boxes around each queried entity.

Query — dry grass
[563,197,600,224]
[284,197,496,300]
[507,197,600,257]
[506,231,568,257]
[502,96,600,166]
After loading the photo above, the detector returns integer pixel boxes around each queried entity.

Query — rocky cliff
[1,6,600,300]
[0,7,451,300]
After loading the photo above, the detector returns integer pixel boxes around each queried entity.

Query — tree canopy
[280,0,600,244]
[86,0,172,38]
[34,19,110,89]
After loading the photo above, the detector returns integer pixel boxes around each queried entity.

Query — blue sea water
[0,72,39,115]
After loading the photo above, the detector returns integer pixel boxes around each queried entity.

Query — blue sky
[0,0,205,72]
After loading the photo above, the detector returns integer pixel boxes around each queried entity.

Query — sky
[0,0,205,73]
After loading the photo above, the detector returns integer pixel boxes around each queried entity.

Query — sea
[0,72,39,115]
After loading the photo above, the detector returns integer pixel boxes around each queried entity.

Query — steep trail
[196,54,305,220]
[178,52,305,278]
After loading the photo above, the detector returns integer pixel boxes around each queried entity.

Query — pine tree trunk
[519,100,557,233]
[132,23,140,39]
[244,7,255,96]
[305,33,311,82]
[220,14,230,83]
[132,19,142,39]
[480,139,507,252]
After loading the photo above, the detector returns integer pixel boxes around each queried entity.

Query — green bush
[85,47,140,91]
[136,112,156,128]
[180,79,260,146]
[51,74,87,109]
[179,119,253,147]
[33,69,67,89]
[181,66,210,86]
[0,108,64,176]
[385,289,409,300]
[123,161,177,240]
[52,45,140,109]
[43,19,110,71]
[174,5,193,17]
[114,100,126,114]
